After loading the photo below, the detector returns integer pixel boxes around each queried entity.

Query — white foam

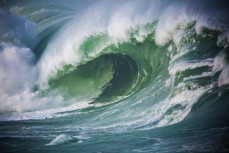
[0,42,93,114]
[0,42,39,113]
[183,72,213,81]
[157,84,213,127]
[46,134,76,146]
[154,1,229,49]
[212,50,229,86]
[0,100,93,121]
[155,5,193,45]
[218,64,229,86]
[213,51,226,72]
[169,59,214,77]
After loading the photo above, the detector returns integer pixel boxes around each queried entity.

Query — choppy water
[1,0,229,152]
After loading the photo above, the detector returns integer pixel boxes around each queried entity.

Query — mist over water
[1,0,229,152]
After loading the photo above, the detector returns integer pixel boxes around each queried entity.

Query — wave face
[1,0,229,152]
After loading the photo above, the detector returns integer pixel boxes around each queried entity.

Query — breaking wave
[1,0,229,133]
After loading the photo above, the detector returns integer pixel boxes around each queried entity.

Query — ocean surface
[1,0,229,152]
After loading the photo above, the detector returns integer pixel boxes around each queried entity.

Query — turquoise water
[1,0,229,152]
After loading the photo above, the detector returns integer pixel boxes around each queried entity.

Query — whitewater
[1,0,229,152]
